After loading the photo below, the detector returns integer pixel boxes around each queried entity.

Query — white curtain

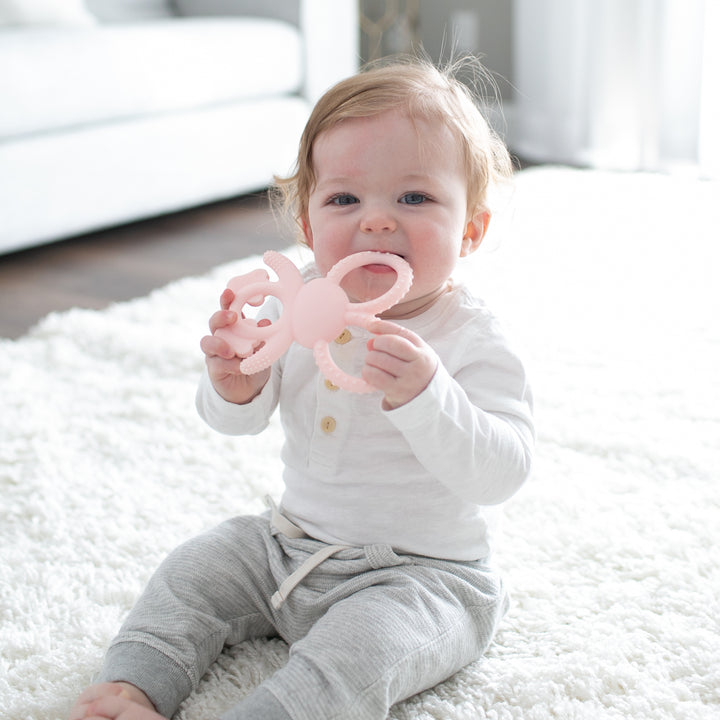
[510,0,720,177]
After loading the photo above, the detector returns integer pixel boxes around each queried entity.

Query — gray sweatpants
[96,513,508,720]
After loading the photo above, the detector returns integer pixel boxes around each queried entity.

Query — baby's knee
[156,515,267,584]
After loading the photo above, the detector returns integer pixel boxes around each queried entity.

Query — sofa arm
[173,0,359,103]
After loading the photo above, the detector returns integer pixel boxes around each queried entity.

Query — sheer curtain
[510,0,719,177]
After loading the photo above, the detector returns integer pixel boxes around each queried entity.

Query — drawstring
[266,495,307,540]
[271,543,348,609]
[265,496,348,609]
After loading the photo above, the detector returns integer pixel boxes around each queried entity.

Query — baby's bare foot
[69,682,156,719]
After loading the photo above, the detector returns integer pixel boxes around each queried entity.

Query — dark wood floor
[0,193,293,339]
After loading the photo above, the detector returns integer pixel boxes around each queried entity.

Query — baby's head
[275,56,513,233]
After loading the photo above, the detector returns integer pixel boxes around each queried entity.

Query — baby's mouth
[362,263,398,274]
[362,251,406,273]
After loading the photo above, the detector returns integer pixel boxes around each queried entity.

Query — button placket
[320,416,337,434]
[307,331,367,473]
[334,328,352,345]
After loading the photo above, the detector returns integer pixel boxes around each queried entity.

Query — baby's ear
[460,210,490,257]
[301,215,314,249]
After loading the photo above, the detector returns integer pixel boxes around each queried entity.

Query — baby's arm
[200,288,271,405]
[370,318,534,505]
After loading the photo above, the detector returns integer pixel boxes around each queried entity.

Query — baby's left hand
[363,319,438,410]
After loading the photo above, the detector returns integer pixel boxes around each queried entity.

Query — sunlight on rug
[1,168,718,720]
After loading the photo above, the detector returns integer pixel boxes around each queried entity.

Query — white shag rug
[1,167,719,720]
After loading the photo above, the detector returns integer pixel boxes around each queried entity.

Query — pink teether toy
[214,250,413,393]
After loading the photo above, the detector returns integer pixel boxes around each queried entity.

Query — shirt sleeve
[195,366,280,436]
[384,331,534,506]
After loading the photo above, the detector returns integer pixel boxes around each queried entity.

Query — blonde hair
[273,55,513,234]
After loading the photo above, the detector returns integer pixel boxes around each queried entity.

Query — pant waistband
[265,496,349,609]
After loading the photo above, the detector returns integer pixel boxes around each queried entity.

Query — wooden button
[320,416,337,434]
[324,379,339,391]
[334,329,352,345]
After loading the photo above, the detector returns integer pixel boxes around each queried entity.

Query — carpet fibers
[1,168,718,719]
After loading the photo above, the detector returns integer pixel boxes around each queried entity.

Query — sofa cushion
[0,0,96,26]
[0,95,310,252]
[85,0,173,22]
[173,0,299,26]
[0,17,302,139]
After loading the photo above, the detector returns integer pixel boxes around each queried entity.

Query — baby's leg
[253,558,508,720]
[84,515,279,719]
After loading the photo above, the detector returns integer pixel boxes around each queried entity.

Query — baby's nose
[361,207,396,233]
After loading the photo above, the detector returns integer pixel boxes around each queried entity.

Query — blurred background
[0,0,717,337]
[360,0,719,177]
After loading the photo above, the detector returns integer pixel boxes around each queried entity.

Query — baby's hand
[69,683,160,720]
[200,288,272,404]
[363,319,438,410]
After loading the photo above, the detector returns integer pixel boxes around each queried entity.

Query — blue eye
[330,194,359,206]
[400,193,428,205]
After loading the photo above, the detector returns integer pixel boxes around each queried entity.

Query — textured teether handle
[214,250,413,392]
[215,252,304,371]
[314,341,376,394]
[312,252,412,392]
[326,251,413,315]
[213,269,273,357]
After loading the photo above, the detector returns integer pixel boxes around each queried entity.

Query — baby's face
[302,110,481,318]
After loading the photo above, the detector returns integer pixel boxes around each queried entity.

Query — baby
[71,57,534,720]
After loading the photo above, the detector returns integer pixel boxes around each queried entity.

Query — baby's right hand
[200,288,271,405]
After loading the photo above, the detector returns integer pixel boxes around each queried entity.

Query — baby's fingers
[219,287,235,311]
[367,334,417,362]
[200,333,237,361]
[367,318,420,345]
[366,319,424,360]
[209,308,237,334]
[205,308,241,359]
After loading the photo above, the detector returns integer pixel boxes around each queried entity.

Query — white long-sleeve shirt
[197,274,534,561]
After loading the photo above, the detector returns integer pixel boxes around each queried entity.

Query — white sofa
[0,0,358,255]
